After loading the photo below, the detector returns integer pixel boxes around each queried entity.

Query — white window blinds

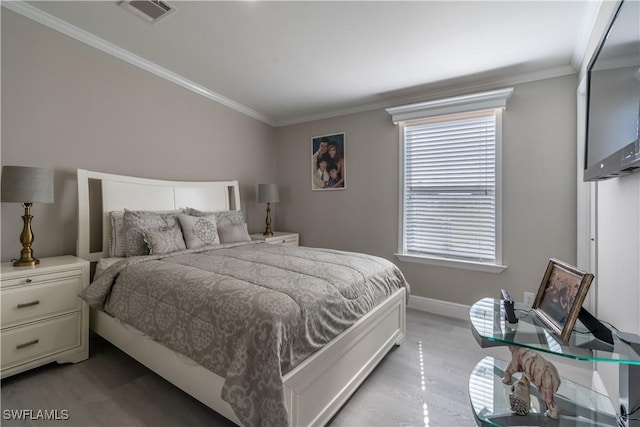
[403,111,497,263]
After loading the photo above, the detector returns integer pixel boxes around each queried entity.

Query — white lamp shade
[258,183,279,203]
[1,166,54,204]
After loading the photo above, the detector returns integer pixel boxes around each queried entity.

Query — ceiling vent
[119,1,175,24]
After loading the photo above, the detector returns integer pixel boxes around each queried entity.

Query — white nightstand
[1,255,90,378]
[250,231,299,247]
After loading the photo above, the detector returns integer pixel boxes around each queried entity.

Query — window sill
[394,253,508,273]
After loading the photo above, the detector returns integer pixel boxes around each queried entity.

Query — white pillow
[178,213,220,249]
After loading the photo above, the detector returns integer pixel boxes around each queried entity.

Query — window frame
[387,88,513,273]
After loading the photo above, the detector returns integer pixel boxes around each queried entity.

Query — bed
[76,169,408,427]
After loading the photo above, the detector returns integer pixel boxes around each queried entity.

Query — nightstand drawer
[1,268,83,289]
[1,313,81,371]
[272,235,299,246]
[1,277,82,328]
[250,232,299,246]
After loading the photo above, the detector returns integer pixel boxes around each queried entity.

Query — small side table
[1,255,90,378]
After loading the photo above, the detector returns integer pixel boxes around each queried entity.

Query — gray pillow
[218,223,251,243]
[178,213,220,249]
[109,211,127,257]
[123,209,181,256]
[183,207,245,227]
[143,226,186,255]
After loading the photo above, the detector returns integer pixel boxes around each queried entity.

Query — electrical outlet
[523,292,535,308]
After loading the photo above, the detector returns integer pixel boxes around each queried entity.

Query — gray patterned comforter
[81,242,409,427]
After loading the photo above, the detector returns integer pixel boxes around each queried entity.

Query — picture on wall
[312,132,345,191]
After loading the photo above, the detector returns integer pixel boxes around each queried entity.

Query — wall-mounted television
[584,0,640,181]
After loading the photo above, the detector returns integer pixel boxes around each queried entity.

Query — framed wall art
[532,258,594,342]
[311,132,345,191]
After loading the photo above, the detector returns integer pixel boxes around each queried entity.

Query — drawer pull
[25,278,33,283]
[16,300,40,309]
[16,339,39,350]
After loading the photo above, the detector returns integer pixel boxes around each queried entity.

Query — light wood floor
[1,309,593,427]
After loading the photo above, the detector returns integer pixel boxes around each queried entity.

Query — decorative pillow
[215,210,246,227]
[183,207,245,227]
[123,209,181,256]
[143,226,186,255]
[109,211,126,257]
[178,213,220,249]
[218,223,251,243]
[182,207,208,217]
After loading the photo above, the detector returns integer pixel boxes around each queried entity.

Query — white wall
[597,176,640,334]
[275,74,579,307]
[1,9,277,261]
[577,0,640,407]
[594,174,640,407]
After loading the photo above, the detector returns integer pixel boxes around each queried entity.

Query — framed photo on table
[532,258,594,342]
[311,132,345,191]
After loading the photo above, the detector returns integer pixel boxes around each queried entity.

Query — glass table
[469,298,640,427]
[470,356,618,426]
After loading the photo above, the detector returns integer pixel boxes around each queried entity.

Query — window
[387,88,512,272]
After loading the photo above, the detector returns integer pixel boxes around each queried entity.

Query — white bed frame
[76,169,406,426]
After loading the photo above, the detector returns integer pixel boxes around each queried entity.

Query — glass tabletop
[469,356,619,427]
[469,298,640,364]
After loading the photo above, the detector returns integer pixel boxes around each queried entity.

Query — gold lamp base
[13,204,39,267]
[13,255,39,267]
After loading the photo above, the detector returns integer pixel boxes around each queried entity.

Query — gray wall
[275,74,579,306]
[1,10,276,262]
[2,7,585,310]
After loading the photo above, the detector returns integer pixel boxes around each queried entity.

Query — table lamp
[257,183,279,236]
[1,166,54,266]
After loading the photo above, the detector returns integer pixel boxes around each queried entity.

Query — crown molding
[276,65,577,127]
[2,1,276,127]
[4,1,579,129]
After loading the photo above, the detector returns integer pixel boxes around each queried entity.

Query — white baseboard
[408,295,470,321]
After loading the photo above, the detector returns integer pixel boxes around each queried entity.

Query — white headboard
[77,169,240,262]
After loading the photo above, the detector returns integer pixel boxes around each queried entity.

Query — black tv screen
[584,0,640,181]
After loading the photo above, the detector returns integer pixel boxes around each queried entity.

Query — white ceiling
[13,1,599,126]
